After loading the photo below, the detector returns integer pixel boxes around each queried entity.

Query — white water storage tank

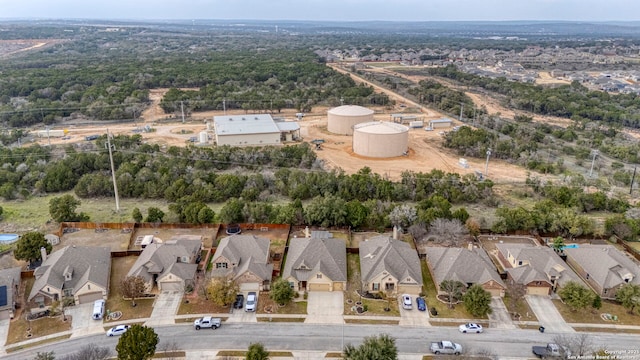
[353,121,409,158]
[327,105,374,135]
[199,131,208,144]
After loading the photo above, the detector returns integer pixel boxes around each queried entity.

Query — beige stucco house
[211,235,273,291]
[359,235,422,295]
[29,246,111,306]
[282,234,346,292]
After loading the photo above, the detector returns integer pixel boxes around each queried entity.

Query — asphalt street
[5,322,640,359]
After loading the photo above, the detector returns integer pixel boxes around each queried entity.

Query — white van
[92,299,105,320]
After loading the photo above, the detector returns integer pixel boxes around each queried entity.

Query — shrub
[430,307,438,316]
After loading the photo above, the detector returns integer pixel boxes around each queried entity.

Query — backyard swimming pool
[562,244,579,249]
[0,234,19,244]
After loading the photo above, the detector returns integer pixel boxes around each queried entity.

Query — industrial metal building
[352,121,409,158]
[429,117,453,129]
[213,114,284,146]
[327,105,375,135]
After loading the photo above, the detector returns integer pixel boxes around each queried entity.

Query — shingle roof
[0,267,20,310]
[360,235,422,285]
[29,246,111,301]
[212,235,273,282]
[425,247,505,288]
[564,244,640,289]
[128,238,201,283]
[496,244,582,287]
[282,237,347,282]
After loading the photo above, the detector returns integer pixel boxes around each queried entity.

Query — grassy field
[553,299,640,325]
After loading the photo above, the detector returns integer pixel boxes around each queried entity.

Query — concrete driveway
[488,297,516,329]
[145,291,183,326]
[0,319,9,354]
[398,295,430,326]
[305,292,343,324]
[67,302,105,338]
[226,291,257,323]
[525,295,574,333]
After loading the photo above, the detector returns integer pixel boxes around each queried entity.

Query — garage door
[77,292,104,304]
[309,283,330,291]
[527,286,550,296]
[487,288,503,297]
[398,285,421,295]
[160,281,182,292]
[240,282,260,292]
[333,282,344,291]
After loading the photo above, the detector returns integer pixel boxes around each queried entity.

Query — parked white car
[106,325,130,337]
[459,323,483,333]
[402,294,412,310]
[245,292,257,312]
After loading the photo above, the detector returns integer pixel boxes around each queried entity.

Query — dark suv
[233,294,244,309]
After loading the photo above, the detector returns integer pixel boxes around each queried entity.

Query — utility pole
[485,148,492,177]
[223,98,226,115]
[459,103,464,122]
[180,101,185,124]
[106,129,120,212]
[631,166,637,195]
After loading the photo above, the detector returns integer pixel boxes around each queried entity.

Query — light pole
[589,150,599,177]
[484,148,492,176]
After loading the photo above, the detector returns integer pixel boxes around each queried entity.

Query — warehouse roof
[213,114,280,136]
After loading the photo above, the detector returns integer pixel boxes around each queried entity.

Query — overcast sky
[1,0,639,22]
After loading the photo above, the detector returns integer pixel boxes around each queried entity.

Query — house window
[289,282,295,289]
[316,274,322,279]
[518,261,523,266]
[604,289,608,295]
[87,284,91,290]
[46,287,50,293]
[372,283,380,291]
[385,283,394,290]
[586,273,590,280]
[63,289,72,297]
[216,263,228,269]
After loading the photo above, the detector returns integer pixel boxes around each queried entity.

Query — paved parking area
[145,291,183,326]
[526,295,574,333]
[305,292,343,324]
[67,302,105,338]
[398,295,431,326]
[488,297,516,329]
[226,291,257,323]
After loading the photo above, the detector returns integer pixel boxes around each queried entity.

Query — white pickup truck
[430,340,462,355]
[193,316,221,330]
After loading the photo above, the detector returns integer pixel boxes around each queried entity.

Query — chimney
[40,247,48,263]
[468,242,474,251]
[304,226,310,238]
[393,226,398,240]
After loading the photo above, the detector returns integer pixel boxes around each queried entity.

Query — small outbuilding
[429,118,453,129]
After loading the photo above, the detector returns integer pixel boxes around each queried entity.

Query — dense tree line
[407,79,478,119]
[425,65,640,128]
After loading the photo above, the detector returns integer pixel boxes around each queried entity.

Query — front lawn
[105,256,154,321]
[553,299,640,326]
[503,294,538,322]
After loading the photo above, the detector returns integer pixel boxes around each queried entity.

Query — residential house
[211,235,273,291]
[359,235,422,295]
[128,236,202,292]
[425,246,506,297]
[0,267,21,319]
[496,243,583,295]
[564,244,640,299]
[29,246,111,306]
[282,234,346,292]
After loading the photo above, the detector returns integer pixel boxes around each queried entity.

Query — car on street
[233,294,244,309]
[194,316,221,330]
[106,325,130,337]
[416,297,426,311]
[245,291,257,312]
[459,323,483,333]
[430,340,462,355]
[402,294,412,310]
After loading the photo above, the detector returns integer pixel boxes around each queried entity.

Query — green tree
[552,236,565,252]
[14,232,51,264]
[145,207,165,223]
[269,278,294,306]
[246,343,269,360]
[559,281,595,312]
[592,295,602,311]
[0,205,4,219]
[116,324,158,360]
[49,194,90,223]
[343,333,398,360]
[132,208,143,223]
[218,198,245,224]
[463,284,493,317]
[439,280,465,309]
[206,276,239,307]
[615,283,640,314]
